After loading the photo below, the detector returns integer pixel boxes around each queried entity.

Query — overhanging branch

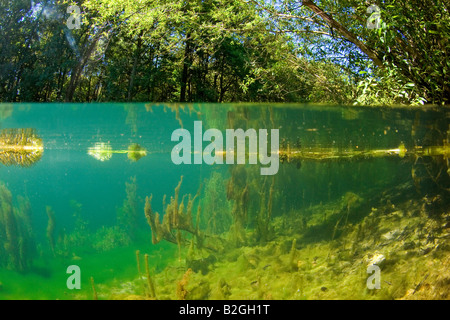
[302,0,384,67]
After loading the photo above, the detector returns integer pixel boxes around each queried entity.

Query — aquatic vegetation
[88,143,147,162]
[226,166,250,245]
[144,176,226,255]
[133,180,449,300]
[14,195,35,269]
[88,142,113,161]
[62,200,92,251]
[408,120,450,195]
[145,103,202,128]
[0,104,13,120]
[279,142,412,163]
[176,268,193,300]
[200,172,232,234]
[0,128,43,167]
[90,277,98,300]
[145,176,197,246]
[117,176,139,239]
[0,183,36,271]
[127,144,147,162]
[124,105,138,135]
[144,253,156,299]
[92,226,131,252]
[46,206,56,256]
[288,239,298,272]
[1,103,449,301]
[255,176,275,244]
[144,176,192,244]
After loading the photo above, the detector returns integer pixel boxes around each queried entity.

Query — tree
[0,0,362,103]
[252,0,450,105]
[81,0,350,103]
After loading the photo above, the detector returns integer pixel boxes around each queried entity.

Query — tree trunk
[303,0,384,68]
[65,29,106,102]
[128,31,144,102]
[180,33,192,102]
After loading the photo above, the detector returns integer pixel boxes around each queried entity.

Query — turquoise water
[0,103,449,300]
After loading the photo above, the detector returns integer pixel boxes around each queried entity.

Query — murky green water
[0,103,449,300]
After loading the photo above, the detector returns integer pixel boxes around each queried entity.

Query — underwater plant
[0,183,36,271]
[145,103,202,128]
[91,226,131,252]
[117,176,139,240]
[144,176,225,253]
[200,172,232,235]
[127,144,147,162]
[87,142,113,161]
[144,176,198,246]
[124,105,138,135]
[176,268,193,300]
[0,128,44,167]
[144,253,157,299]
[14,195,36,270]
[46,206,56,256]
[255,176,275,244]
[226,166,250,245]
[87,142,147,162]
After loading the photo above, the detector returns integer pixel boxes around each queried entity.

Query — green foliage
[254,0,450,105]
[0,0,355,103]
[1,0,447,104]
[355,68,427,106]
[372,0,450,104]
